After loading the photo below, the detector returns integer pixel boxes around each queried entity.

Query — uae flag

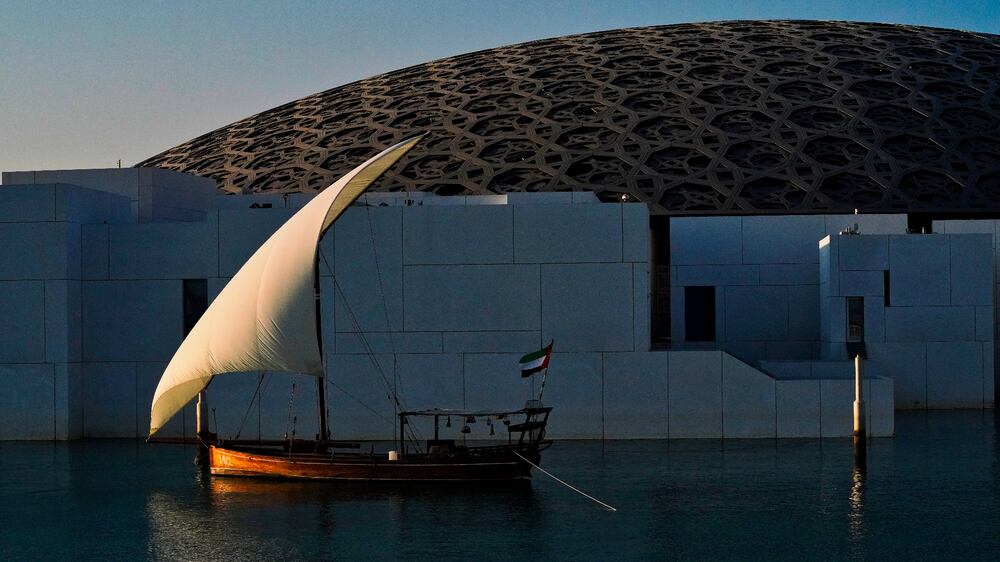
[519,342,553,377]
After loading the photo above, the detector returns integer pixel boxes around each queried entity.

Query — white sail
[149,135,423,436]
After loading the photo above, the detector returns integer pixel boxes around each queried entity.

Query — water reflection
[6,412,999,560]
[848,465,866,550]
[146,473,540,560]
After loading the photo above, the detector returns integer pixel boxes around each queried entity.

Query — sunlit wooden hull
[209,445,537,481]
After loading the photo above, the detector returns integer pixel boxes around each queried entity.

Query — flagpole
[537,367,549,404]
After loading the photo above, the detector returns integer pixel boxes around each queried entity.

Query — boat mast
[314,259,329,442]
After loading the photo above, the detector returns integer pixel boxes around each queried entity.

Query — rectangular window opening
[883,270,891,307]
[846,296,864,342]
[684,286,716,342]
[183,279,209,336]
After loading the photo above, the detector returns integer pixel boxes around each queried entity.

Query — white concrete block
[671,217,742,265]
[0,364,54,439]
[0,184,55,222]
[889,235,950,306]
[333,332,443,354]
[404,264,540,332]
[674,265,759,286]
[759,360,812,379]
[334,207,402,333]
[867,377,895,436]
[765,341,817,360]
[462,353,535,413]
[0,281,44,363]
[218,209,293,276]
[976,306,993,341]
[724,286,788,342]
[742,215,825,264]
[775,379,821,437]
[395,354,464,412]
[542,352,603,439]
[603,352,668,439]
[542,263,633,352]
[864,296,885,343]
[81,225,109,280]
[838,235,888,271]
[109,221,218,279]
[827,296,848,342]
[54,363,82,440]
[926,341,984,408]
[839,270,884,296]
[44,280,81,363]
[27,168,140,201]
[403,205,513,265]
[83,363,137,438]
[668,351,722,438]
[0,223,80,280]
[622,203,649,263]
[721,341,767,360]
[949,235,993,305]
[788,284,819,342]
[82,280,183,361]
[810,361,853,379]
[442,331,540,354]
[820,379,855,437]
[722,354,776,438]
[867,342,927,409]
[759,263,818,285]
[984,342,995,408]
[514,204,622,263]
[55,184,132,224]
[325,354,397,440]
[884,306,975,342]
[633,263,650,351]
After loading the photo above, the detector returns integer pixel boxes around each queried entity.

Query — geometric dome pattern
[137,20,1000,215]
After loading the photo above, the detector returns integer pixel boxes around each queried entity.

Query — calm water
[2,411,999,561]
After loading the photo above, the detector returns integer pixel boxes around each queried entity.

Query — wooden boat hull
[209,445,536,481]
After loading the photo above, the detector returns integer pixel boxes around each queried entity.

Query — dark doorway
[846,296,865,358]
[684,286,716,342]
[183,279,209,336]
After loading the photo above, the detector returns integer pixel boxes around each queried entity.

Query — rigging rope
[234,372,267,440]
[513,451,618,512]
[318,247,422,449]
[363,194,424,448]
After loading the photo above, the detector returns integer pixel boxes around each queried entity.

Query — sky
[1,0,997,172]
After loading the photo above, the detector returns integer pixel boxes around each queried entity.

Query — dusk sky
[2,0,997,172]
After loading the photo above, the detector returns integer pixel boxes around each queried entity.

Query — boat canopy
[148,135,424,437]
[401,407,550,417]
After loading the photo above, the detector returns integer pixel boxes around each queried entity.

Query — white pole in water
[195,390,209,465]
[853,354,866,468]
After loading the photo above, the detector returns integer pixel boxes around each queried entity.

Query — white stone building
[6,167,999,441]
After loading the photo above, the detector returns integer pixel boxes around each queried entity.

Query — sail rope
[318,247,422,448]
[362,194,418,447]
[512,451,618,512]
[234,373,267,440]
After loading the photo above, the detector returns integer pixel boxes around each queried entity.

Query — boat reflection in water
[145,461,540,560]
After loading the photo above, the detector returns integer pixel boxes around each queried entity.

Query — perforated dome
[138,20,1000,215]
